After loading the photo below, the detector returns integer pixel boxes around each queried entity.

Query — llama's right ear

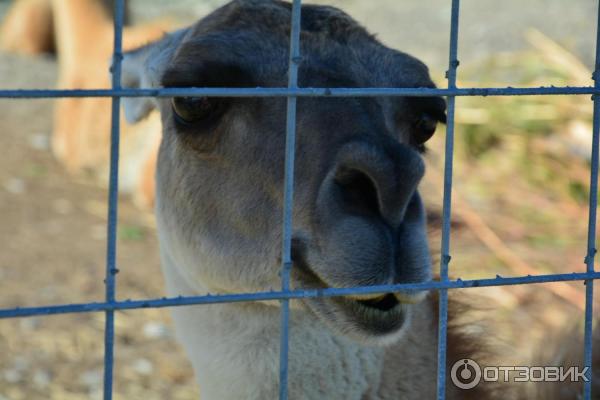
[121,28,190,124]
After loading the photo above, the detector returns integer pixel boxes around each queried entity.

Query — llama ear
[121,56,155,124]
[121,27,190,124]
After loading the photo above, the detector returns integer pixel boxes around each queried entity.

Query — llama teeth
[345,294,388,302]
[394,292,425,305]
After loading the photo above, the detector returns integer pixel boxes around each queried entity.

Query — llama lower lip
[309,290,411,342]
[291,256,416,342]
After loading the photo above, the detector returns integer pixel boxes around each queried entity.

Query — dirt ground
[0,1,598,399]
[0,51,199,398]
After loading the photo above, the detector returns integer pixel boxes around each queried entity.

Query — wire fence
[0,0,599,399]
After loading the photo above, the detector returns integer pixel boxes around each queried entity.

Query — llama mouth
[290,247,425,343]
[356,293,399,311]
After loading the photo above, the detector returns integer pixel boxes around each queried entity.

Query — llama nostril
[328,141,425,228]
[334,167,381,218]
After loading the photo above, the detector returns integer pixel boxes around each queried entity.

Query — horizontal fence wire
[0,86,599,98]
[0,0,599,399]
[1,272,598,319]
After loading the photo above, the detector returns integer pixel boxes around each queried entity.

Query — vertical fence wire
[279,0,302,399]
[103,0,125,399]
[437,0,461,398]
[583,1,600,398]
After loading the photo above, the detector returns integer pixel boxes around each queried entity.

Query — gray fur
[122,1,476,398]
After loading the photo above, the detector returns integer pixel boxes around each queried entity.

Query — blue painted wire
[583,2,600,398]
[0,1,598,398]
[2,271,599,319]
[279,0,302,398]
[103,0,124,399]
[0,86,599,99]
[437,1,460,398]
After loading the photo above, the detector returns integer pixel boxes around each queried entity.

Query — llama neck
[158,243,386,399]
[179,303,387,399]
[157,238,448,400]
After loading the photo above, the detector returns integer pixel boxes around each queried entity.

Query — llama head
[123,0,446,345]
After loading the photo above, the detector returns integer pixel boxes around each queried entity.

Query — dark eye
[412,114,438,145]
[171,96,225,125]
[404,96,447,147]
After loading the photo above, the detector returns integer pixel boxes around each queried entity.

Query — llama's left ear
[120,27,190,124]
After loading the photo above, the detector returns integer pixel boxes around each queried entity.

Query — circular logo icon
[450,358,482,390]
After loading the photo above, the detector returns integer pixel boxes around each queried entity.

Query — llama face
[123,0,445,345]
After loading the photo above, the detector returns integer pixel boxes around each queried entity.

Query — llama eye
[412,114,438,145]
[171,96,221,125]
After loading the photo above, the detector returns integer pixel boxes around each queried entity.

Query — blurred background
[0,0,598,399]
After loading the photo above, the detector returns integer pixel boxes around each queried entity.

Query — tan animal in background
[1,0,172,207]
[0,0,54,54]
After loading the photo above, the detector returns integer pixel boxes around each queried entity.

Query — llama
[120,1,493,398]
[51,0,175,208]
[0,0,54,55]
[0,0,170,207]
[0,0,132,55]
